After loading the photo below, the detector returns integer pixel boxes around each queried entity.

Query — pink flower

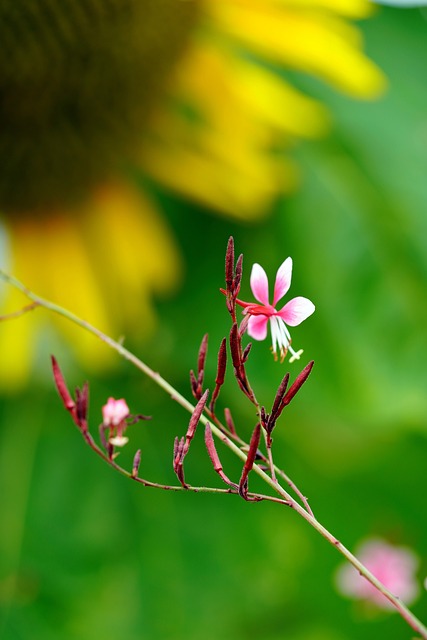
[237,258,315,362]
[336,538,420,610]
[102,397,130,446]
[102,397,129,426]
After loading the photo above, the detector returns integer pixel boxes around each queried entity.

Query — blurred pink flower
[102,397,130,426]
[336,538,420,610]
[237,258,315,362]
[102,397,130,446]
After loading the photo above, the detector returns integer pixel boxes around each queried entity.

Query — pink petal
[247,314,269,341]
[278,297,315,327]
[273,257,293,306]
[250,263,269,305]
[102,397,130,426]
[336,539,419,609]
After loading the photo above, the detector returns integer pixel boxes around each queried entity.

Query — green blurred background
[1,4,427,640]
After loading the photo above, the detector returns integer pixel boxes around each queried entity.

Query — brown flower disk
[0,0,200,214]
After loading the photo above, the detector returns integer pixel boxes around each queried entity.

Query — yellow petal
[207,1,387,98]
[0,285,39,389]
[80,182,183,333]
[0,183,182,387]
[216,0,376,20]
[231,59,330,138]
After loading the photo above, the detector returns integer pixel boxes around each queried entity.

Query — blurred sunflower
[0,0,386,388]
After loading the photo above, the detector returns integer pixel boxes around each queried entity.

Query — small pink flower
[102,397,130,446]
[102,397,129,426]
[237,258,315,362]
[336,538,420,610]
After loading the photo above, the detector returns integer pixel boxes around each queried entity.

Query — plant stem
[1,269,426,639]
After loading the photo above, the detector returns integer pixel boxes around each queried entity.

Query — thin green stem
[1,268,426,639]
[265,434,277,484]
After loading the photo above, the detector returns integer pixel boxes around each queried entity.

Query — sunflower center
[0,0,200,214]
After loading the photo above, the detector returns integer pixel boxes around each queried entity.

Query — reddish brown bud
[189,369,201,399]
[173,436,187,487]
[260,406,267,428]
[174,390,209,488]
[51,356,75,412]
[204,423,220,468]
[224,408,237,436]
[282,361,314,407]
[173,436,180,462]
[197,334,208,383]
[266,372,290,433]
[76,382,88,418]
[241,342,252,363]
[239,423,261,499]
[225,236,235,288]
[132,449,141,478]
[233,254,243,295]
[210,338,227,414]
[229,325,254,401]
[238,315,249,337]
[271,373,290,417]
[229,323,241,369]
[185,389,209,448]
[215,338,227,386]
[204,423,236,487]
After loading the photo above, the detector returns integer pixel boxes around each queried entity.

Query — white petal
[273,258,292,306]
[109,436,129,447]
[279,297,315,327]
[250,263,269,305]
[247,314,269,341]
